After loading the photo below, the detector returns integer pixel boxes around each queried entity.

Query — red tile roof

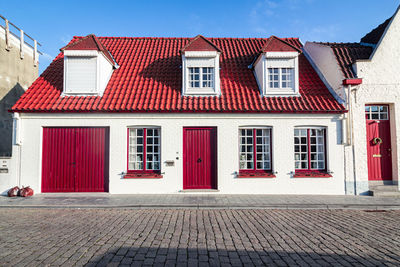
[61,34,116,66]
[361,17,392,45]
[12,36,345,113]
[316,42,373,79]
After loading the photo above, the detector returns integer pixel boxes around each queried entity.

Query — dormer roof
[180,35,222,53]
[261,36,302,53]
[61,34,117,67]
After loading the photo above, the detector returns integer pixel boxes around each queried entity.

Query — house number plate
[372,154,382,158]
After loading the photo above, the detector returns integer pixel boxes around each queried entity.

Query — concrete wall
[2,112,346,195]
[0,26,38,156]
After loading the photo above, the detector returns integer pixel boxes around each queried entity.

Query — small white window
[254,52,299,96]
[189,67,214,89]
[267,67,294,90]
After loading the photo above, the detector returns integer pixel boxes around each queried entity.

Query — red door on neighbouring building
[365,105,392,181]
[42,127,109,192]
[183,127,217,189]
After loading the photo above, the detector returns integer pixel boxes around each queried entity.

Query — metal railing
[0,14,42,66]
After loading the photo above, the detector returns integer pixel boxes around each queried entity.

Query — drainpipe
[343,79,362,195]
[12,112,22,187]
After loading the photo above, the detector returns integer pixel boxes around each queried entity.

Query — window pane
[189,67,200,88]
[255,128,271,170]
[202,67,214,88]
[268,68,280,88]
[309,128,325,170]
[281,68,293,89]
[145,128,161,170]
[239,129,254,170]
[128,128,144,170]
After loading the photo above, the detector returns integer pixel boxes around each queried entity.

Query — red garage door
[42,127,109,192]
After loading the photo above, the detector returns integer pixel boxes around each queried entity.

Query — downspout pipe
[12,112,22,188]
[343,78,362,195]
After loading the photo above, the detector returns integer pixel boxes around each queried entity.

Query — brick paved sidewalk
[1,193,400,210]
[0,209,399,266]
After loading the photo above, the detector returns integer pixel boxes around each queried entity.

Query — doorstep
[179,189,220,193]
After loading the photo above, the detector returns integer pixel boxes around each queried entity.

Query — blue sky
[1,0,399,74]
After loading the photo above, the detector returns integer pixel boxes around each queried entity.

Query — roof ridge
[70,36,301,41]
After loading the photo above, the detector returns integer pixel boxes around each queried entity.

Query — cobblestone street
[0,209,399,266]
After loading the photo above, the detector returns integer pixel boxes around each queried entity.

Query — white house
[304,7,400,195]
[3,34,348,195]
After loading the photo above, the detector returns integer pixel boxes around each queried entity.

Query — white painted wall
[5,113,346,195]
[351,10,400,191]
[303,42,346,103]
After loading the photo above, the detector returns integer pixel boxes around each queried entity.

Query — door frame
[365,104,393,181]
[182,127,218,190]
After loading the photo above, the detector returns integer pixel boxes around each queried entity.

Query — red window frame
[294,128,327,174]
[239,128,272,175]
[127,127,161,174]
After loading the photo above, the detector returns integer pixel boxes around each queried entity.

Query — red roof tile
[316,42,373,79]
[361,17,392,45]
[61,34,116,66]
[12,36,345,113]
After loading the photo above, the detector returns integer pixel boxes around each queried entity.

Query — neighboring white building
[304,7,400,195]
[0,34,349,195]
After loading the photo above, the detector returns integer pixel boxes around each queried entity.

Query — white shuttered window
[66,56,97,93]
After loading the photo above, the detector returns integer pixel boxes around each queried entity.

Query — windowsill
[264,91,300,97]
[184,89,218,95]
[293,171,332,178]
[237,171,276,178]
[123,173,163,179]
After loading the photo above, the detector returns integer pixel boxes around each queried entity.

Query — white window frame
[188,67,214,89]
[253,51,300,97]
[182,51,220,96]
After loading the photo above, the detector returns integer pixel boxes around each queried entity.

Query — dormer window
[181,35,221,96]
[61,34,117,96]
[64,54,98,94]
[268,68,293,89]
[189,67,214,89]
[253,36,301,97]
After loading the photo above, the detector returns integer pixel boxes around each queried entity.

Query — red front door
[42,127,109,192]
[183,127,217,189]
[365,105,392,180]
